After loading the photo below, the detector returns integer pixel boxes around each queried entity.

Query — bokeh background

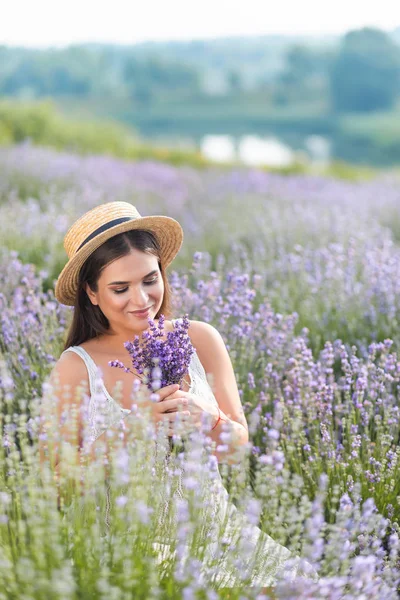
[1,1,399,171]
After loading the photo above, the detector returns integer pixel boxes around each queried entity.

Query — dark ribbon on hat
[76,217,133,252]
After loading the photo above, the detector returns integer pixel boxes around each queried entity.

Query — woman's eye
[113,278,157,293]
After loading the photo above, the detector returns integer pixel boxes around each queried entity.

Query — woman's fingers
[155,397,189,414]
[155,384,180,401]
[160,389,181,401]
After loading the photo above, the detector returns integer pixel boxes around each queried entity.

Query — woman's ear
[85,283,98,306]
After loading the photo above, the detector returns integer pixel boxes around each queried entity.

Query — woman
[43,201,311,589]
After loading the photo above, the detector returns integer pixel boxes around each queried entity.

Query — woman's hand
[161,386,219,434]
[136,383,192,436]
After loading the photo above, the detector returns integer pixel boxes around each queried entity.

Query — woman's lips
[129,306,153,318]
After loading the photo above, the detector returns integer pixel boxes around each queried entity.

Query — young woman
[43,201,311,589]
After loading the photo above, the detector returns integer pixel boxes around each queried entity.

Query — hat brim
[55,215,183,306]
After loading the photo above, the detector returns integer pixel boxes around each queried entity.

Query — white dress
[62,324,311,587]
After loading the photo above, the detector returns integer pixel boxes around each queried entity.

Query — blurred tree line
[276,28,400,112]
[0,27,399,165]
[1,28,399,112]
[0,45,202,102]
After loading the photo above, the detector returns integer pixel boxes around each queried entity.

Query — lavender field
[1,144,400,598]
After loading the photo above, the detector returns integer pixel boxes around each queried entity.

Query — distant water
[200,134,331,167]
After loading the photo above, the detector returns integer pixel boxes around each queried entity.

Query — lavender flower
[109,314,195,390]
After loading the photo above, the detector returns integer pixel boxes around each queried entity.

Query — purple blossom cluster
[109,314,195,390]
[0,248,70,415]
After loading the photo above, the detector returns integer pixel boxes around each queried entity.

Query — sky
[1,1,398,48]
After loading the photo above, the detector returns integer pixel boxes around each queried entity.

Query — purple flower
[109,314,195,390]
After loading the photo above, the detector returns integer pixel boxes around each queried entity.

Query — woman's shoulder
[49,347,90,391]
[56,345,86,366]
[187,319,221,342]
[56,345,91,368]
[186,320,226,370]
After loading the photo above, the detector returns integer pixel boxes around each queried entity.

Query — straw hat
[55,201,183,306]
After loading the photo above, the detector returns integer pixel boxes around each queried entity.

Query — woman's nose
[130,286,149,307]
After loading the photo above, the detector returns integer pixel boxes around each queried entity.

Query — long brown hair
[63,229,172,350]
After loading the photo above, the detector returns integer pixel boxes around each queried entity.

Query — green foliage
[124,56,201,104]
[264,159,377,181]
[321,159,377,181]
[0,99,210,167]
[0,99,136,151]
[274,44,333,105]
[0,45,202,102]
[330,28,400,113]
[335,110,400,166]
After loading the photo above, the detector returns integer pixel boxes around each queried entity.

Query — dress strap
[63,346,102,398]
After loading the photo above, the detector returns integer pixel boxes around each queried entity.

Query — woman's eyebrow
[107,270,158,286]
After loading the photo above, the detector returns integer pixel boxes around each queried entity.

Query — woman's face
[85,248,164,336]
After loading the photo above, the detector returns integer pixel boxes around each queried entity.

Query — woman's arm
[187,320,249,464]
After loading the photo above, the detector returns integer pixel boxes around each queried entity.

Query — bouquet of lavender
[109,314,195,391]
[110,315,195,451]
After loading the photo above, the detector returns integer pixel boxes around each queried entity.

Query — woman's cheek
[109,293,126,309]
